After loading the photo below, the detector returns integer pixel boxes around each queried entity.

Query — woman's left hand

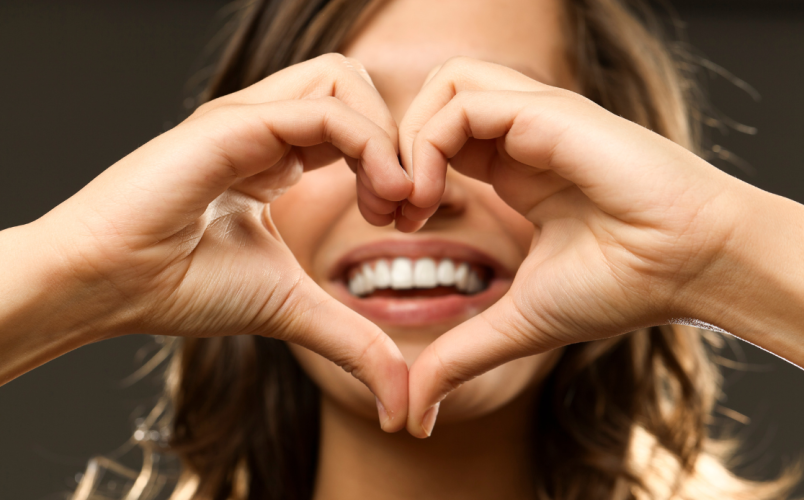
[395,57,770,438]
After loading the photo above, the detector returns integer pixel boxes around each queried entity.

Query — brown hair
[72,1,800,499]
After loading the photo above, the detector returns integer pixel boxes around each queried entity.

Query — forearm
[0,222,112,386]
[689,183,804,368]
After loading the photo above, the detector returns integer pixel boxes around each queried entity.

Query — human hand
[396,57,745,437]
[28,54,410,431]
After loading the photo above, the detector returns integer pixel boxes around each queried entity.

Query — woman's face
[272,0,575,424]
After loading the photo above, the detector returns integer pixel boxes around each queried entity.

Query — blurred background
[0,0,802,498]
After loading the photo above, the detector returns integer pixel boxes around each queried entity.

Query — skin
[273,0,570,434]
[1,0,804,498]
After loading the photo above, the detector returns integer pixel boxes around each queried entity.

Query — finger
[406,291,553,438]
[411,72,718,226]
[356,171,401,220]
[229,149,304,203]
[270,271,409,432]
[100,97,403,243]
[293,54,413,205]
[398,137,495,222]
[410,90,534,215]
[358,200,396,227]
[202,53,400,149]
[393,208,427,233]
[198,53,413,213]
[398,57,543,217]
[409,89,527,208]
[411,90,587,223]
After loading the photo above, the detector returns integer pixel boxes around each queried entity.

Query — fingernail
[375,396,389,429]
[421,402,440,437]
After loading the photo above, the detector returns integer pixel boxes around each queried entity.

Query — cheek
[473,181,535,252]
[436,349,563,423]
[270,162,356,269]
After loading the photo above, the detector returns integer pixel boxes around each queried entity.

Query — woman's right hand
[0,54,410,431]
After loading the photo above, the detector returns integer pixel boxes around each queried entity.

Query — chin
[288,338,563,426]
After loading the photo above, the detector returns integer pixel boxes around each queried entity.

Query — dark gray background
[1,1,802,498]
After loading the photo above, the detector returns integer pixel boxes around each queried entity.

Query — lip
[327,238,514,327]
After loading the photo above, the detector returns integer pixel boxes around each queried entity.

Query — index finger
[397,57,543,219]
[199,53,413,217]
[205,53,399,147]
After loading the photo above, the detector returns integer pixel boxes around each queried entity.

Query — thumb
[268,272,409,432]
[406,291,556,438]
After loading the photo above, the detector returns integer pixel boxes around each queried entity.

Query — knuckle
[306,54,350,84]
[346,328,386,378]
[319,52,347,64]
[189,98,219,118]
[342,56,368,74]
[429,344,469,394]
[443,55,475,70]
[267,268,312,339]
[548,87,587,106]
[505,294,565,352]
[453,89,481,104]
[198,102,247,127]
[318,52,348,71]
[440,56,485,78]
[549,87,576,101]
[315,95,346,112]
[434,56,487,91]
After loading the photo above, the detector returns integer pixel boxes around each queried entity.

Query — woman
[1,0,802,498]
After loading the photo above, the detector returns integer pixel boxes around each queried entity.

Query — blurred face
[272,0,575,424]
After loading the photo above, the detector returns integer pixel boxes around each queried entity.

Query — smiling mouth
[328,239,511,326]
[345,257,492,298]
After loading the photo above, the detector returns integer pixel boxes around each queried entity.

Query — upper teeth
[347,257,486,297]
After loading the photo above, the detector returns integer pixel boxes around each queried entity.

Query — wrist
[0,220,122,385]
[681,180,804,367]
